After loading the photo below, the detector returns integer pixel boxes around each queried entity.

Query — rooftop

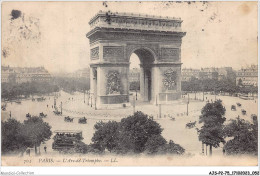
[87,11,184,35]
[89,11,182,24]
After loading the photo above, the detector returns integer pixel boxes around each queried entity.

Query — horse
[186,121,197,129]
[26,113,31,118]
[78,117,87,124]
[39,112,47,118]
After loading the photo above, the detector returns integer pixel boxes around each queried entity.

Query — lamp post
[95,97,97,110]
[214,87,216,101]
[61,101,62,115]
[87,91,90,106]
[84,90,85,104]
[54,97,57,109]
[202,142,204,155]
[159,104,161,118]
[133,95,135,114]
[186,94,189,116]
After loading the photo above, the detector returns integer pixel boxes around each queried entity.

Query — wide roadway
[2,91,257,156]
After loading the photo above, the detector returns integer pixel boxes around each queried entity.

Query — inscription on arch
[160,48,179,61]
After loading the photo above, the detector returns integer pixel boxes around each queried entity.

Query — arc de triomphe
[86,11,186,109]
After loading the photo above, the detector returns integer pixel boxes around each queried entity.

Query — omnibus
[52,130,83,151]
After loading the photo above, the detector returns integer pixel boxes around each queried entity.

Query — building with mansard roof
[1,66,52,83]
[236,65,258,87]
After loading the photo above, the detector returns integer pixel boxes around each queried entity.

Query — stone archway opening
[129,48,155,102]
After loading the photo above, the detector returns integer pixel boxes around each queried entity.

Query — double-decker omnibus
[52,130,83,151]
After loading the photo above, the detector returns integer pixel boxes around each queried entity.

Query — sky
[1,1,258,73]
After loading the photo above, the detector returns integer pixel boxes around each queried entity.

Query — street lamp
[95,97,97,110]
[84,90,85,104]
[158,104,161,119]
[133,95,135,114]
[61,101,62,115]
[187,94,189,116]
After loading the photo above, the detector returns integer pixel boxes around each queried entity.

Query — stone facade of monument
[86,11,186,109]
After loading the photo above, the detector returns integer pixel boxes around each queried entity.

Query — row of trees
[53,77,90,93]
[2,116,52,155]
[2,107,257,156]
[76,111,185,155]
[182,78,258,94]
[1,76,90,101]
[198,100,258,156]
[1,81,59,100]
[2,112,184,156]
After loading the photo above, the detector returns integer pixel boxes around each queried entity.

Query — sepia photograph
[0,0,259,174]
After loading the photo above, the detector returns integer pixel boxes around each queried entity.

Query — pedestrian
[222,148,225,155]
[27,149,30,156]
[47,104,48,108]
[44,146,47,153]
[52,105,53,108]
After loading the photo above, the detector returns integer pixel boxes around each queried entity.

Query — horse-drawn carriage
[251,114,257,122]
[64,116,74,122]
[39,112,47,118]
[236,102,242,107]
[1,104,7,111]
[231,105,236,111]
[37,97,46,102]
[53,108,62,116]
[186,121,196,129]
[78,117,87,124]
[241,109,246,115]
[26,113,31,118]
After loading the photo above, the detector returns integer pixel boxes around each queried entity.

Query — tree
[91,121,119,152]
[144,134,167,154]
[21,116,52,155]
[198,100,226,155]
[116,111,163,153]
[1,81,59,100]
[223,117,258,155]
[1,118,26,154]
[91,111,184,155]
[74,141,89,154]
[157,140,185,155]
